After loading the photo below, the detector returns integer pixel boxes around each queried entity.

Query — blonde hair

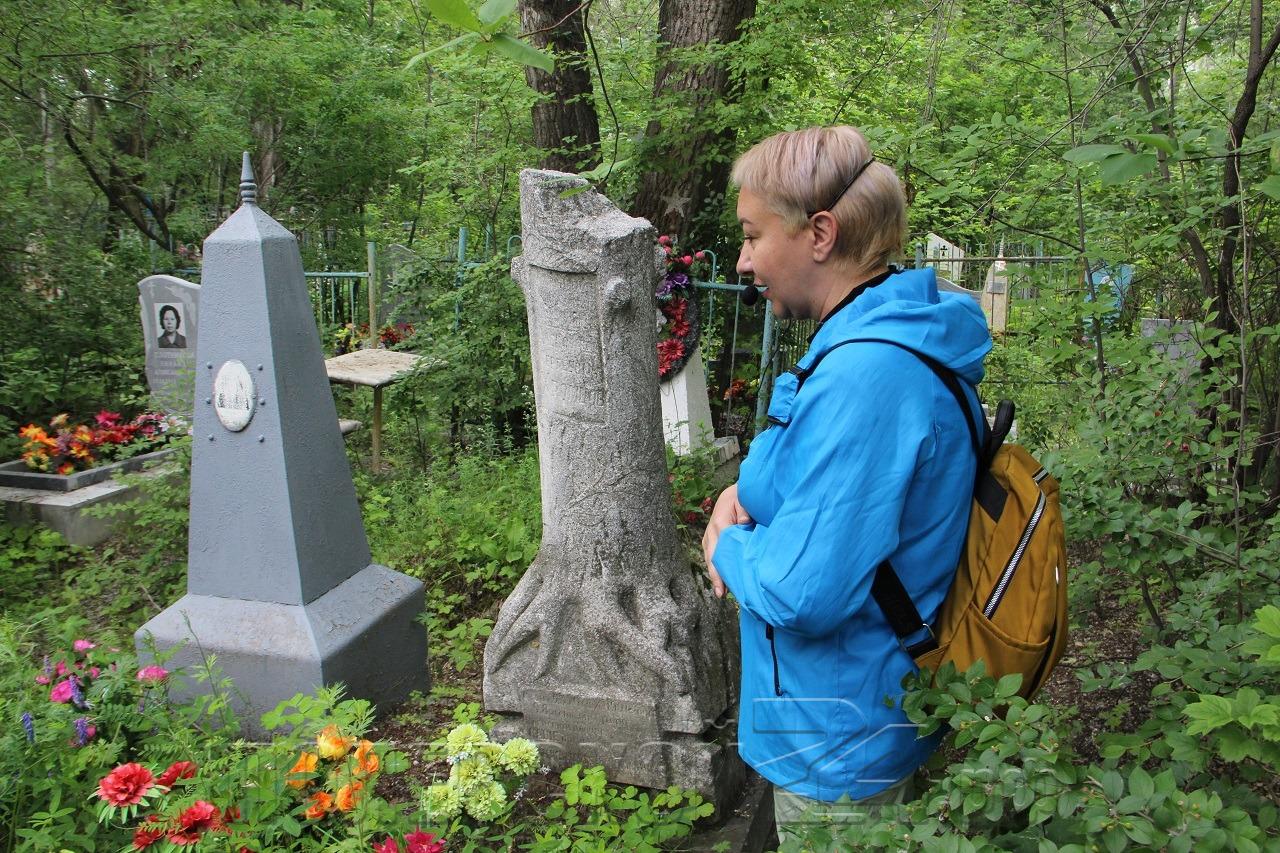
[730,126,906,270]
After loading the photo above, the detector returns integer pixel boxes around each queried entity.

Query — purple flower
[20,712,34,744]
[68,676,87,709]
[41,656,52,678]
[73,716,95,746]
[668,272,689,288]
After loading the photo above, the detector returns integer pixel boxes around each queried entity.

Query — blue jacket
[713,267,991,801]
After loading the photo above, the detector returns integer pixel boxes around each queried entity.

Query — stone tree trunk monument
[136,155,427,734]
[484,169,742,808]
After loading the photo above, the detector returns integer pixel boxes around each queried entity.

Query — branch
[521,0,592,39]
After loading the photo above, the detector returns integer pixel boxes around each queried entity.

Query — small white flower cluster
[421,723,539,823]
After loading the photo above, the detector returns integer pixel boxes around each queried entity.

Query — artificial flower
[97,763,155,807]
[335,780,364,812]
[497,737,539,775]
[316,723,355,759]
[136,665,169,684]
[305,791,334,820]
[444,723,486,755]
[286,751,318,788]
[464,780,508,821]
[405,830,446,853]
[354,739,379,777]
[49,679,75,703]
[156,760,197,789]
[132,816,166,850]
[422,783,462,820]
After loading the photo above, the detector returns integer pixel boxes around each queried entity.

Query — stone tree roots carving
[483,170,740,805]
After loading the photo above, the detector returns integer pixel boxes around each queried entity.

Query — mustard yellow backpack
[790,339,1069,699]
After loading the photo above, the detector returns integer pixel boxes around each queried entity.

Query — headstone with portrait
[139,274,200,415]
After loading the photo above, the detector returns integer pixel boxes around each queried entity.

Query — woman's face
[735,187,816,320]
[162,311,178,333]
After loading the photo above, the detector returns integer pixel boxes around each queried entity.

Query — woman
[702,126,991,839]
[157,305,187,349]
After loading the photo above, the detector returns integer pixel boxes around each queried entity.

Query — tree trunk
[518,0,601,173]
[631,0,757,250]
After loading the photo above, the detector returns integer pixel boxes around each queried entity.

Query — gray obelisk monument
[136,155,427,732]
[483,169,742,809]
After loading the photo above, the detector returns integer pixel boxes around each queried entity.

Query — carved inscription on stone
[529,273,605,421]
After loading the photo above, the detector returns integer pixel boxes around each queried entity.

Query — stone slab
[325,349,424,388]
[136,563,428,736]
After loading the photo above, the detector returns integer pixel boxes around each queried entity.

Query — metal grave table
[324,349,423,470]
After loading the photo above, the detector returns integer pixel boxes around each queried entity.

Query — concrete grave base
[136,563,427,736]
[2,463,177,546]
[490,703,744,815]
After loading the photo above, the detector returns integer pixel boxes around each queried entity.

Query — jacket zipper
[983,489,1047,619]
[765,625,782,696]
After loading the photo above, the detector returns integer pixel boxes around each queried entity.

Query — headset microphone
[740,283,760,306]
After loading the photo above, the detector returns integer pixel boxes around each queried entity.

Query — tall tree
[631,0,757,250]
[518,0,602,172]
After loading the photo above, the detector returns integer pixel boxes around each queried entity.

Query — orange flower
[304,791,333,820]
[57,462,75,475]
[353,740,379,777]
[286,751,318,789]
[316,724,354,760]
[334,780,363,812]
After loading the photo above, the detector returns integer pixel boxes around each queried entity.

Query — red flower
[156,760,197,789]
[684,510,700,523]
[132,816,166,849]
[405,831,446,853]
[373,839,401,853]
[701,496,714,513]
[97,763,156,807]
[168,801,221,844]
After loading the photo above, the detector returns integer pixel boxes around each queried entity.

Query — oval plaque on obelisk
[213,359,255,432]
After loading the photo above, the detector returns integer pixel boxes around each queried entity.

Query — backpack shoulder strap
[789,337,988,658]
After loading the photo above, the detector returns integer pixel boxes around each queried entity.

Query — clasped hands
[701,483,753,599]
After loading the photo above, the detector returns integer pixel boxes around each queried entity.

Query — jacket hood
[808,266,991,385]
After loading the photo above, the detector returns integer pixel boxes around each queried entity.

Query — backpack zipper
[983,490,1047,619]
[765,625,782,696]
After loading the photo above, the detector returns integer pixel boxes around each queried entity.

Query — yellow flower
[49,413,68,428]
[286,751,318,789]
[316,724,354,760]
[353,740,379,777]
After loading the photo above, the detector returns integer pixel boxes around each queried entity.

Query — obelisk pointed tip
[239,152,257,206]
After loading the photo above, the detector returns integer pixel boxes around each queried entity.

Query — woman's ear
[809,211,839,263]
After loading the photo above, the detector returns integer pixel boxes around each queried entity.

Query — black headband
[807,154,875,217]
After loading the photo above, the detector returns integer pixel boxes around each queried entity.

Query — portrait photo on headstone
[156,303,187,348]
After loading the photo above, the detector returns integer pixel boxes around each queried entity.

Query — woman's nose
[736,246,752,277]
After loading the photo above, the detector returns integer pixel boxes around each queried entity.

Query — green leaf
[1100,152,1157,185]
[405,33,482,69]
[478,0,516,25]
[1133,133,1176,155]
[1064,144,1126,163]
[995,673,1023,698]
[426,0,483,30]
[1100,770,1125,801]
[1129,766,1154,799]
[1256,175,1280,201]
[1185,694,1234,735]
[1028,796,1057,826]
[490,33,554,72]
[1256,605,1280,637]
